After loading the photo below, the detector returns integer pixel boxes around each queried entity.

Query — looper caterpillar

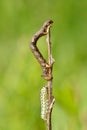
[30,20,53,80]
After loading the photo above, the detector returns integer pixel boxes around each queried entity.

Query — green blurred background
[0,0,87,130]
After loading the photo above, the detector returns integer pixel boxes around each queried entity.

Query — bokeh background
[0,0,87,130]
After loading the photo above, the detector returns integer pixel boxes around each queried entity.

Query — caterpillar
[30,20,53,80]
[40,86,48,120]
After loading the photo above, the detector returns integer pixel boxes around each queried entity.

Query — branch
[46,23,55,130]
[30,20,55,130]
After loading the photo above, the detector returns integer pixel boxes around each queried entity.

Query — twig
[30,20,55,130]
[46,23,55,130]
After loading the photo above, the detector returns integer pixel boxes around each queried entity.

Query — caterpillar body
[40,86,48,120]
[30,20,53,80]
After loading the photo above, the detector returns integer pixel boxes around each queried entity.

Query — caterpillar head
[42,20,53,34]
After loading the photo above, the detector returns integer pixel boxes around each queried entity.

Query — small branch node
[49,97,55,110]
[51,55,55,65]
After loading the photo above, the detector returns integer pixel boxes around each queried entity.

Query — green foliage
[0,0,87,129]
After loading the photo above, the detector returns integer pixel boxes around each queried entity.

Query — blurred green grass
[0,0,87,130]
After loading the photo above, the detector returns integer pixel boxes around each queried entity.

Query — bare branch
[30,20,55,130]
[46,24,55,130]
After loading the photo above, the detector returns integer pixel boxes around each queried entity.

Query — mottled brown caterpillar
[30,20,53,80]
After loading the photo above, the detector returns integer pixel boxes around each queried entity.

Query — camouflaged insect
[40,86,48,120]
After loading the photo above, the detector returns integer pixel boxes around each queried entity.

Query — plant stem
[46,25,55,130]
[30,20,55,130]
